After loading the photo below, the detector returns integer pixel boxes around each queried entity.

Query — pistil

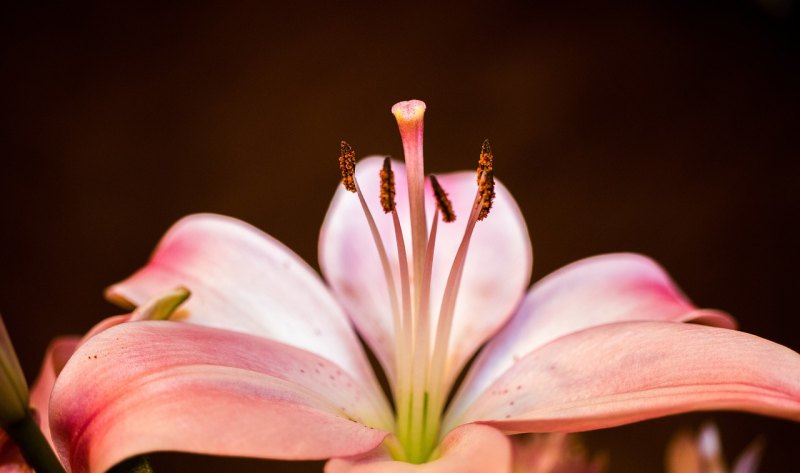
[391,101,428,314]
[340,104,498,463]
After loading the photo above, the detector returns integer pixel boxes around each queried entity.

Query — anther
[478,169,495,221]
[430,175,456,223]
[477,139,493,182]
[476,140,495,221]
[339,141,357,193]
[380,157,396,213]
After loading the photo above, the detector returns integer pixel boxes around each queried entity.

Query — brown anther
[430,175,456,223]
[380,157,396,213]
[477,139,494,183]
[478,169,495,221]
[339,141,356,193]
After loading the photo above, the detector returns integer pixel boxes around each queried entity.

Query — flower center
[338,100,495,463]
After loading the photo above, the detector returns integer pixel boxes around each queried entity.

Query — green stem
[4,411,66,473]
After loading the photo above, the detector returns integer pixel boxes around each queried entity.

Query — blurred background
[1,1,798,471]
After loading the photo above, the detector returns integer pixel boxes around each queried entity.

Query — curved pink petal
[320,157,531,384]
[324,424,511,473]
[28,337,80,446]
[50,321,391,473]
[446,322,800,432]
[28,317,131,447]
[105,214,380,394]
[81,315,131,341]
[451,254,735,416]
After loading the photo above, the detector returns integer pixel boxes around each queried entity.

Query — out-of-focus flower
[43,100,800,473]
[511,433,605,473]
[0,430,31,473]
[667,422,764,473]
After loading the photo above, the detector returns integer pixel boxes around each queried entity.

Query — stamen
[380,157,397,213]
[339,141,357,193]
[425,140,498,441]
[390,206,414,448]
[424,201,482,449]
[430,176,456,223]
[336,144,403,388]
[478,169,495,221]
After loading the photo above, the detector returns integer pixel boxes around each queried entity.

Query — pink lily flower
[48,100,800,473]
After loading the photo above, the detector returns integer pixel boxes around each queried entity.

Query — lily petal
[446,321,800,432]
[29,337,80,446]
[320,157,531,384]
[325,424,511,473]
[452,254,735,416]
[105,214,380,391]
[50,322,391,473]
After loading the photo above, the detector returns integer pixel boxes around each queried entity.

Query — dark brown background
[1,1,798,471]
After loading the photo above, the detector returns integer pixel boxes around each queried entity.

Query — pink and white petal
[453,254,735,414]
[28,337,80,445]
[105,214,379,393]
[28,316,133,445]
[50,321,391,473]
[446,322,800,432]
[325,424,512,473]
[320,158,531,384]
